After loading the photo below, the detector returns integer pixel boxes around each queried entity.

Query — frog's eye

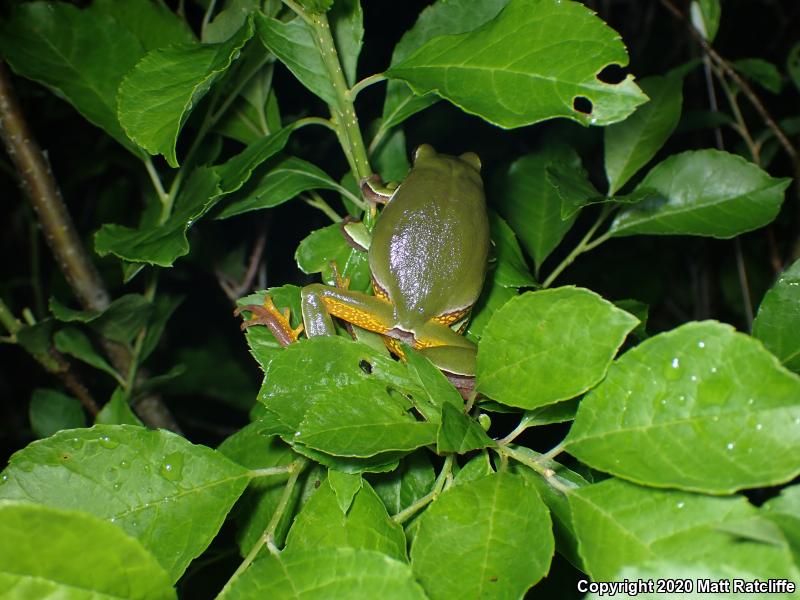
[459,152,481,173]
[413,144,436,162]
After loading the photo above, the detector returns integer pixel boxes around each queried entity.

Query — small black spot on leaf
[359,359,373,374]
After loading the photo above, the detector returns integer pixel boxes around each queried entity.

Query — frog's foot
[329,261,351,290]
[234,296,303,346]
[442,372,475,401]
[359,174,398,205]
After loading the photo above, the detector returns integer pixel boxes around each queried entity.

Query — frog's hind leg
[301,283,398,338]
[234,296,303,346]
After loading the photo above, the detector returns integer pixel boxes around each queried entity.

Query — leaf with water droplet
[566,321,800,494]
[753,258,800,374]
[570,478,799,581]
[0,501,175,599]
[0,424,250,582]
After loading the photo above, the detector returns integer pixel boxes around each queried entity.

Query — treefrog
[238,144,489,394]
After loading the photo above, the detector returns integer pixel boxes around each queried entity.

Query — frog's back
[370,152,489,329]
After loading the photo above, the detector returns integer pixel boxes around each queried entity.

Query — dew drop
[755,423,763,431]
[113,482,122,491]
[294,431,301,437]
[0,475,7,485]
[98,435,118,450]
[709,367,717,374]
[664,358,682,381]
[676,501,685,509]
[660,399,667,405]
[697,341,705,349]
[671,358,680,368]
[120,460,130,469]
[110,516,117,523]
[795,417,800,425]
[747,398,755,405]
[68,437,84,450]
[690,374,698,382]
[160,452,184,482]
[726,442,735,451]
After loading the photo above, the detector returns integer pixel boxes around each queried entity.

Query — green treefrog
[238,144,489,394]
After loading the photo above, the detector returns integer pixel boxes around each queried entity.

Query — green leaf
[285,479,406,560]
[496,146,581,271]
[489,212,537,288]
[453,453,494,486]
[477,287,639,409]
[141,294,184,361]
[220,548,426,599]
[387,0,647,129]
[510,445,590,569]
[95,167,222,266]
[604,74,684,194]
[327,470,363,514]
[218,423,310,553]
[465,275,518,342]
[259,337,438,457]
[788,43,800,94]
[565,321,800,494]
[54,327,122,383]
[609,150,791,239]
[0,425,250,582]
[330,0,363,87]
[0,501,175,600]
[762,485,800,565]
[410,473,553,599]
[380,0,510,132]
[255,13,336,105]
[614,298,649,340]
[690,0,721,43]
[295,223,371,292]
[204,0,256,43]
[51,294,152,346]
[753,259,800,373]
[29,389,86,438]
[93,0,196,50]
[569,478,798,581]
[0,1,146,155]
[118,19,253,166]
[368,451,434,516]
[95,388,144,426]
[214,126,294,193]
[402,348,463,422]
[219,156,342,218]
[519,399,580,427]
[733,58,782,94]
[436,403,494,454]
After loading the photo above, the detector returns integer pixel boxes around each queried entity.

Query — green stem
[0,298,22,336]
[497,413,535,446]
[220,457,308,594]
[305,10,371,181]
[294,116,337,133]
[249,465,294,479]
[499,446,571,494]
[541,207,613,289]
[145,158,169,205]
[350,73,387,100]
[303,192,342,223]
[393,456,453,525]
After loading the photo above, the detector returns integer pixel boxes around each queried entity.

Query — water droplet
[143,465,151,472]
[68,437,84,450]
[0,475,7,485]
[747,398,755,405]
[664,358,682,380]
[120,460,130,469]
[98,435,118,449]
[676,501,685,509]
[131,520,138,528]
[709,367,717,374]
[726,442,735,451]
[755,423,763,431]
[697,341,705,349]
[110,516,117,523]
[690,374,698,382]
[113,482,122,491]
[294,431,301,437]
[660,399,667,405]
[712,415,719,422]
[678,395,686,402]
[795,417,800,425]
[160,452,184,482]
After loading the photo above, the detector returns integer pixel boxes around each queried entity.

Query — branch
[0,62,179,431]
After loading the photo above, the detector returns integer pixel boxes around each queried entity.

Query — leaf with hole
[387,0,647,129]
